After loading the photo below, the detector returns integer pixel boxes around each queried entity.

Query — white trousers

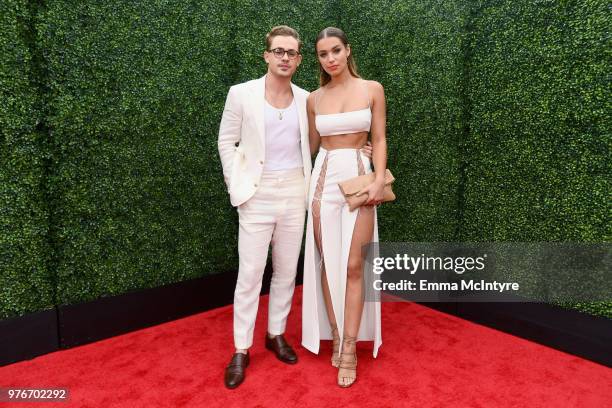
[233,167,306,350]
[302,148,382,358]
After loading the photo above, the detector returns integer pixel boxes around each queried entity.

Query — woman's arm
[360,80,387,205]
[369,80,387,182]
[306,91,321,156]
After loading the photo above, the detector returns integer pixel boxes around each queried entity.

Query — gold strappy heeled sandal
[337,335,357,388]
[331,325,341,367]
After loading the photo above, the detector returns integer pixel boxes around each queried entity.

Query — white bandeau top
[315,108,372,136]
[314,80,372,136]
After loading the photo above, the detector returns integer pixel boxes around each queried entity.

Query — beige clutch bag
[338,169,396,212]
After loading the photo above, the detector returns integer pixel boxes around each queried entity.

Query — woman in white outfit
[301,27,387,388]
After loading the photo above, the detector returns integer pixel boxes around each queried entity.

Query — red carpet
[1,286,610,407]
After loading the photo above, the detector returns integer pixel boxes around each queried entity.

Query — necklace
[277,101,292,120]
[266,98,292,120]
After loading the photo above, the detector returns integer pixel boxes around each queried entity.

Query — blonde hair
[315,27,360,86]
[266,25,302,52]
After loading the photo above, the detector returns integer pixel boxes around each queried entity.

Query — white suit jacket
[218,75,312,207]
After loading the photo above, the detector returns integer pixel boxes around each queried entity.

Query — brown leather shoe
[224,352,249,389]
[265,333,298,364]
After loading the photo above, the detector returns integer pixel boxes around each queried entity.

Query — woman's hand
[360,141,373,159]
[357,178,385,206]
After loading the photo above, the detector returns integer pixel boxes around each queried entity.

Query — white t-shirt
[263,99,303,171]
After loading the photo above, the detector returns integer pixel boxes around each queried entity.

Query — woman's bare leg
[338,204,374,387]
[311,156,340,366]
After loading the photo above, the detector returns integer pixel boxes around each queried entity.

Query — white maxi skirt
[301,147,382,358]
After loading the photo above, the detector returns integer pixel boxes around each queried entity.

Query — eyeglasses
[268,47,300,60]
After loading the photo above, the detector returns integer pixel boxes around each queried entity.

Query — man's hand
[360,141,373,159]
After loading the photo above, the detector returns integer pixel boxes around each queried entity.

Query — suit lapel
[291,83,308,145]
[252,75,266,150]
[291,83,311,171]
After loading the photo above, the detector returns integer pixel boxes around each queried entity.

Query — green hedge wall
[461,0,610,317]
[0,1,54,318]
[463,0,609,241]
[37,1,237,307]
[340,0,469,241]
[1,0,609,319]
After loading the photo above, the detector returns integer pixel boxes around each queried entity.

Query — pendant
[278,111,283,120]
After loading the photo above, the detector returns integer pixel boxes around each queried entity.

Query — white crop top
[314,80,372,136]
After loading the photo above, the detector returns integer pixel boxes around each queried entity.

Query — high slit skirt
[301,147,382,358]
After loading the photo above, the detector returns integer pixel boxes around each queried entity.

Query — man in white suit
[218,26,311,389]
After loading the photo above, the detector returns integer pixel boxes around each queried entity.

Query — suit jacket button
[254,183,258,187]
[259,160,263,165]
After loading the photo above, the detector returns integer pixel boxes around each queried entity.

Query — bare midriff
[320,131,368,150]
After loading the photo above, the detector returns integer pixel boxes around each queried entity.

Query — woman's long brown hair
[315,27,360,87]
